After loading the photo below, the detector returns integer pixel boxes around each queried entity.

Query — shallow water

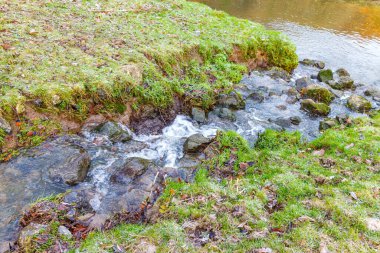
[195,0,380,86]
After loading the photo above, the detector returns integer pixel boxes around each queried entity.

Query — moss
[0,0,298,120]
[301,99,331,116]
[303,85,334,104]
[80,115,380,252]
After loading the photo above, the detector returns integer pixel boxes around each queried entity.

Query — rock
[290,116,302,125]
[287,87,298,96]
[192,107,206,123]
[184,133,213,154]
[311,74,318,80]
[110,157,151,184]
[300,59,325,69]
[335,68,350,77]
[58,226,72,239]
[303,85,334,104]
[317,69,333,83]
[94,121,132,143]
[48,150,91,186]
[134,117,165,135]
[217,108,236,121]
[267,67,290,81]
[52,94,61,105]
[270,117,292,128]
[33,99,44,107]
[18,223,48,248]
[217,92,245,110]
[301,99,330,116]
[328,76,354,90]
[0,117,11,134]
[247,92,265,103]
[347,95,372,113]
[336,114,350,124]
[364,87,380,98]
[286,96,298,104]
[319,118,338,131]
[295,77,313,92]
[366,218,380,231]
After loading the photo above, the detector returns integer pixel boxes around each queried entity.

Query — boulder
[317,69,333,83]
[303,85,334,104]
[191,107,206,123]
[0,117,11,134]
[267,67,290,81]
[328,76,354,90]
[335,68,350,77]
[300,99,330,116]
[295,77,313,92]
[94,121,132,143]
[217,92,245,110]
[270,117,292,128]
[184,133,213,154]
[347,95,372,113]
[319,118,338,131]
[299,59,325,69]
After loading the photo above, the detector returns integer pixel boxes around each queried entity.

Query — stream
[1,0,380,250]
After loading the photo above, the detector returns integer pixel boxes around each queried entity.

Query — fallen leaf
[312,149,325,157]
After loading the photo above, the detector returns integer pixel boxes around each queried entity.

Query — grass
[80,113,380,252]
[0,0,297,120]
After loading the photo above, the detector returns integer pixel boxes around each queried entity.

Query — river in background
[195,0,380,86]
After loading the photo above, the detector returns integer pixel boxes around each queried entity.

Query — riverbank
[16,112,380,252]
[0,0,297,159]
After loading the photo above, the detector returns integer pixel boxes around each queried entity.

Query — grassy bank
[81,114,380,252]
[0,0,297,119]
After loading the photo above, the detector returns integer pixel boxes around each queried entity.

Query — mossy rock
[300,99,330,116]
[303,85,334,104]
[317,69,333,83]
[328,76,355,90]
[319,118,338,131]
[347,95,372,113]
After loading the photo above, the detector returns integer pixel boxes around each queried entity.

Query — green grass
[0,0,297,119]
[81,114,380,252]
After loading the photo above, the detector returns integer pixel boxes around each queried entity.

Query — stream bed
[1,61,379,249]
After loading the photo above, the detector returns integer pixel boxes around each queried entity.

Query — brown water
[195,0,380,86]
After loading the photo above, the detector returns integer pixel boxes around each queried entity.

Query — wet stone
[301,99,331,116]
[347,95,372,113]
[184,133,213,154]
[217,92,245,110]
[290,116,302,125]
[192,107,206,123]
[295,77,313,92]
[336,68,350,77]
[300,59,325,69]
[328,76,354,90]
[94,122,132,143]
[319,118,338,131]
[247,91,265,103]
[303,85,334,104]
[317,69,333,83]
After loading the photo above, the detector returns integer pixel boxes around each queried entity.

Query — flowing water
[195,0,380,86]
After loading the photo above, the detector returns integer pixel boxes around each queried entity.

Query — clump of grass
[1,0,298,120]
[80,114,380,252]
